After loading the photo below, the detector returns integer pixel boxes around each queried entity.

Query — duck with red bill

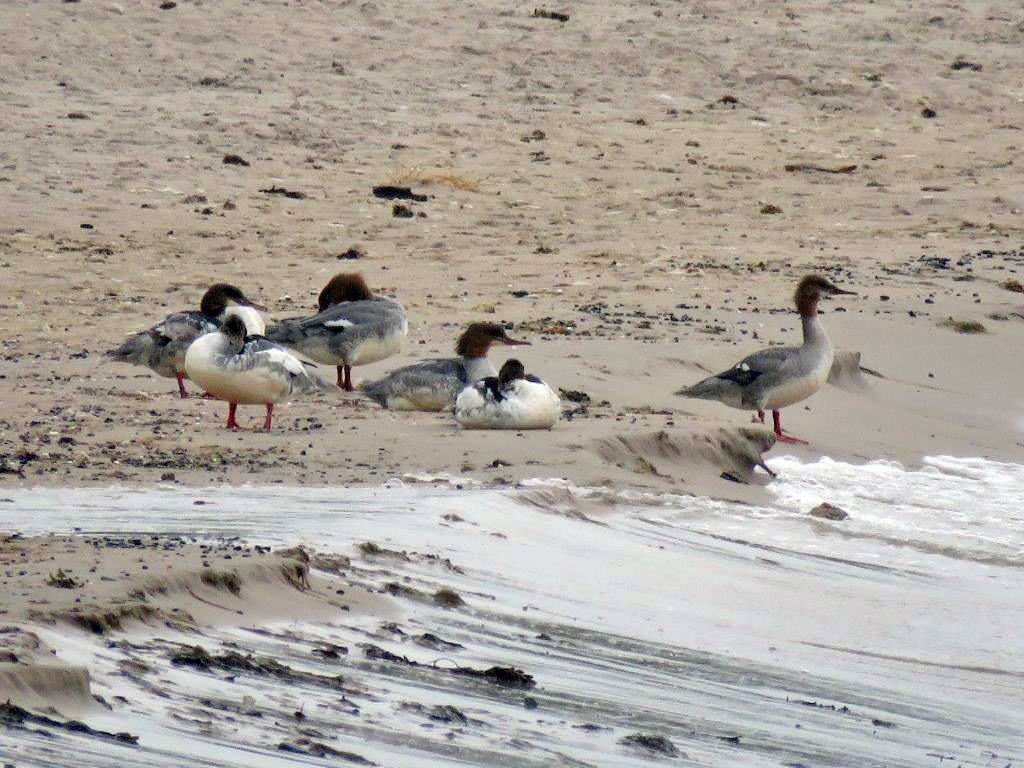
[677,274,856,445]
[106,283,267,398]
[362,322,530,411]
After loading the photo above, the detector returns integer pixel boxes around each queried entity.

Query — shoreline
[2,477,1021,766]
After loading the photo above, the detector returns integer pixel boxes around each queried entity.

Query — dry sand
[2,0,1023,498]
[2,0,1023,495]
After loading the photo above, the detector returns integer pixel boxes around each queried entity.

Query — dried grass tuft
[388,167,482,192]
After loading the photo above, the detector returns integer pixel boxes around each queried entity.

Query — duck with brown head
[264,272,407,391]
[676,274,855,444]
[361,322,530,411]
[106,283,266,398]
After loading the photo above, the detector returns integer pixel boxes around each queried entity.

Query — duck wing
[237,336,331,393]
[677,345,799,405]
[717,345,799,386]
[107,311,214,375]
[361,358,465,408]
[154,310,217,342]
[267,299,404,342]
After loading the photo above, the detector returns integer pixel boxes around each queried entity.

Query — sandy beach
[1,0,1023,765]
[1,0,1022,496]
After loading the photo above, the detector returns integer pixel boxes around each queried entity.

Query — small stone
[809,502,848,521]
[950,58,982,72]
[433,588,465,608]
[532,8,569,22]
[619,732,681,758]
[428,704,467,724]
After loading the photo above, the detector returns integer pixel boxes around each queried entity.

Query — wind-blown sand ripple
[1,474,1021,766]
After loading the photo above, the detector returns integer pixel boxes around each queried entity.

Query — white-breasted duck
[184,315,330,431]
[361,322,530,411]
[264,273,407,391]
[455,358,560,430]
[677,274,855,444]
[106,283,266,398]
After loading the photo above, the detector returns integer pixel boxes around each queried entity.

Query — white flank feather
[455,379,560,430]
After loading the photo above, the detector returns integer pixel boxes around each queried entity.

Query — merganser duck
[264,273,407,391]
[184,315,330,430]
[361,322,530,411]
[106,283,266,398]
[676,274,855,444]
[455,359,561,430]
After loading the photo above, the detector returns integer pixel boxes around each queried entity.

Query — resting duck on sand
[106,283,266,398]
[361,322,530,411]
[677,274,855,444]
[264,273,407,391]
[455,359,560,430]
[184,315,330,431]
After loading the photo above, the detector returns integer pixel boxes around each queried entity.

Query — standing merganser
[184,315,330,431]
[455,359,561,430]
[676,274,855,444]
[361,322,530,411]
[106,283,267,398]
[264,273,407,391]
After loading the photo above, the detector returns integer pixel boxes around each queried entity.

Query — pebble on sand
[809,502,849,521]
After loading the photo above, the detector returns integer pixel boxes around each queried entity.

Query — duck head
[219,314,249,352]
[318,273,374,310]
[200,283,267,318]
[794,274,856,316]
[455,323,530,359]
[498,358,527,385]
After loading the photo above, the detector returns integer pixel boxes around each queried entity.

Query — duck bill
[242,298,268,311]
[502,337,531,346]
[831,288,857,296]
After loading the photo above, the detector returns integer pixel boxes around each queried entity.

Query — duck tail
[294,360,339,394]
[314,372,339,394]
[675,376,723,400]
[105,332,152,364]
[262,322,293,345]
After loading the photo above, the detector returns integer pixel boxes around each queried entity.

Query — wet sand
[1,0,1023,498]
[0,532,380,710]
[1,484,1021,766]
